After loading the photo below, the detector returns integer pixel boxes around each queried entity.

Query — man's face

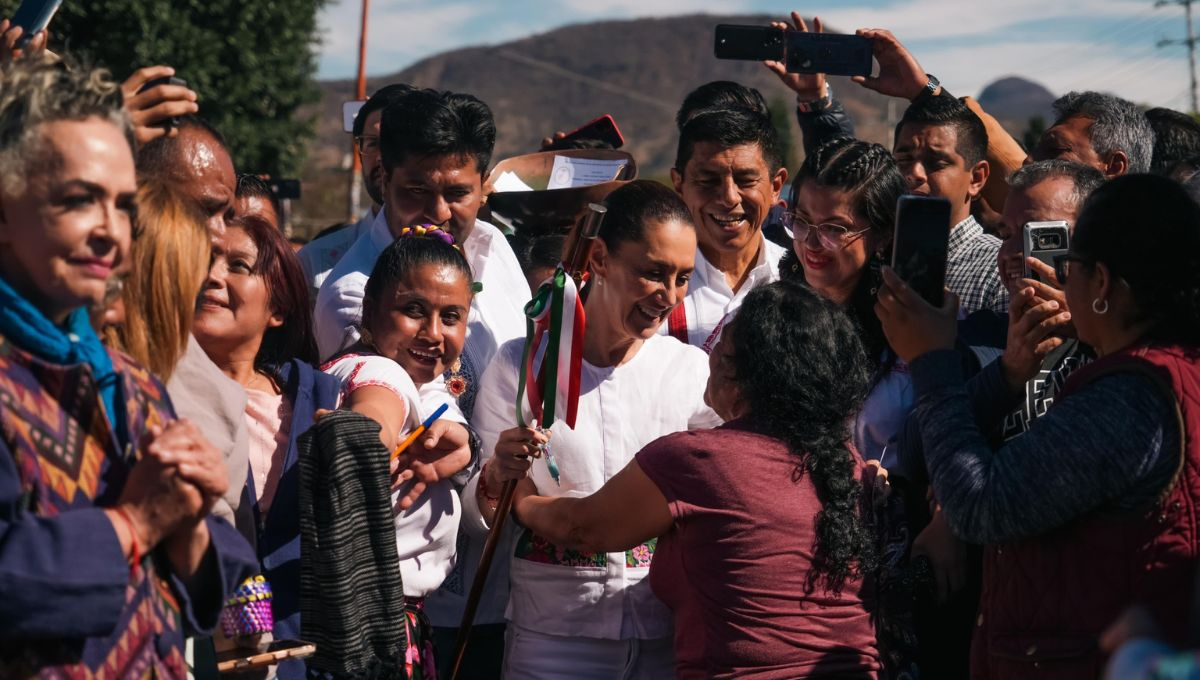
[383,153,484,244]
[167,127,236,236]
[357,109,385,206]
[997,176,1080,295]
[894,123,980,226]
[1031,116,1106,173]
[671,141,784,260]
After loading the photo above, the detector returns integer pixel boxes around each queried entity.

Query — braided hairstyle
[784,137,907,368]
[730,280,874,592]
[362,226,475,334]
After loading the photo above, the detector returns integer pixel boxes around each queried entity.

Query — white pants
[502,623,674,679]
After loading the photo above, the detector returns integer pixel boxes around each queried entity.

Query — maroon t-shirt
[636,420,880,679]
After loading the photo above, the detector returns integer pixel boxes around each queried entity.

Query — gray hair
[1052,91,1155,174]
[1009,159,1107,214]
[0,55,133,195]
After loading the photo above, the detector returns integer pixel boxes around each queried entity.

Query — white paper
[493,170,534,193]
[547,156,627,190]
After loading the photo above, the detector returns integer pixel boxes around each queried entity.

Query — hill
[295,14,1053,233]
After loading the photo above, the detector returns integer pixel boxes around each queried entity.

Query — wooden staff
[448,203,606,680]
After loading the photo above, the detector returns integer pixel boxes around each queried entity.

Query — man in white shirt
[669,102,789,350]
[298,84,413,305]
[311,89,528,676]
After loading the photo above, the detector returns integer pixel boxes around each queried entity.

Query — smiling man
[668,106,788,349]
[894,94,1008,316]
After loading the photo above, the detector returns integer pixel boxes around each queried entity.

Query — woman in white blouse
[463,180,722,679]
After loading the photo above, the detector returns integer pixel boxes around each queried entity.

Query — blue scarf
[0,274,124,442]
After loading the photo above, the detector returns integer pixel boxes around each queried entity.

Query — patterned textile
[0,336,184,678]
[298,409,407,679]
[515,529,657,569]
[402,599,436,680]
[944,216,1008,316]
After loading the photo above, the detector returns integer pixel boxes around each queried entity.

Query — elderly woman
[465,180,723,678]
[192,213,337,678]
[0,57,256,676]
[511,280,881,678]
[876,173,1200,678]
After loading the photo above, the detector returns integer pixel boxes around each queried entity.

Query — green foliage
[1022,115,1046,152]
[769,96,798,171]
[0,0,328,177]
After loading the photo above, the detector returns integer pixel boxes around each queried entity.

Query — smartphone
[11,0,62,47]
[891,196,952,306]
[216,639,316,673]
[343,100,366,133]
[270,178,301,201]
[136,76,187,127]
[1022,221,1069,281]
[714,24,873,77]
[546,114,625,150]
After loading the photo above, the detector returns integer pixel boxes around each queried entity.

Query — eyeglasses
[783,213,870,250]
[1053,253,1089,284]
[354,135,380,154]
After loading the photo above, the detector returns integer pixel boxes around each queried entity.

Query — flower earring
[447,358,469,398]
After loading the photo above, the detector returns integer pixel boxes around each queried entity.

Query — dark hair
[598,179,694,253]
[511,233,567,275]
[380,89,496,174]
[1146,107,1200,177]
[894,94,988,166]
[136,115,228,177]
[235,174,282,226]
[1072,174,1200,345]
[1051,91,1154,173]
[675,106,783,173]
[362,234,475,329]
[730,280,874,592]
[226,216,317,369]
[353,83,414,138]
[1007,160,1106,216]
[786,137,907,365]
[675,81,769,130]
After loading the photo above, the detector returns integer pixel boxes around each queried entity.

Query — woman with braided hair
[781,136,910,460]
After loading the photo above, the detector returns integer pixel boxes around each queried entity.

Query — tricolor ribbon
[515,265,587,482]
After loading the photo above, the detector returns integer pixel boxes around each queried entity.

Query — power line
[1156,0,1198,113]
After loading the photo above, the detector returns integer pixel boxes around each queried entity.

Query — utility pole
[1157,0,1199,113]
[348,0,370,222]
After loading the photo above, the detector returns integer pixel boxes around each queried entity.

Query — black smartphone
[136,76,187,127]
[11,0,62,47]
[714,24,873,77]
[546,114,625,150]
[1022,221,1069,281]
[891,196,951,306]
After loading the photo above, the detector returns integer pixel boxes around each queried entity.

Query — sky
[316,0,1195,110]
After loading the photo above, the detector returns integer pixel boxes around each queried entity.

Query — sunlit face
[792,182,875,305]
[234,194,280,233]
[1032,116,1106,172]
[672,142,784,259]
[0,118,136,324]
[998,177,1080,295]
[357,109,386,206]
[193,226,280,362]
[593,219,697,340]
[363,262,472,386]
[894,123,976,225]
[703,323,743,420]
[384,154,484,245]
[167,127,237,236]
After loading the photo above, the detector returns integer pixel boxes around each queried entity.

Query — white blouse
[321,353,462,598]
[462,334,722,641]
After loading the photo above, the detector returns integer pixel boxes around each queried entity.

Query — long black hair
[783,137,907,370]
[731,280,875,592]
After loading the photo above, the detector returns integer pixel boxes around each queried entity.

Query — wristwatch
[912,74,941,102]
[796,83,833,114]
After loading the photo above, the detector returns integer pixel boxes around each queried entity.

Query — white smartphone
[343,100,366,133]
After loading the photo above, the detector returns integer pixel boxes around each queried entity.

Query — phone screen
[891,196,951,306]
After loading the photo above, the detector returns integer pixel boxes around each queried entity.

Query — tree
[0,0,328,177]
[769,96,799,171]
[1022,115,1046,153]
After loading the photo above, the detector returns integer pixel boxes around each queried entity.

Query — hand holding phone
[542,115,625,151]
[0,16,48,61]
[120,66,198,144]
[9,0,60,49]
[1021,221,1069,283]
[715,23,873,76]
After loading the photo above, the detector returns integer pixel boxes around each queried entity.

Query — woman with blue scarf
[0,56,256,677]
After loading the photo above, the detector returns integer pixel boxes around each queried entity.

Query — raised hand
[120,65,199,144]
[874,266,960,363]
[0,18,48,63]
[764,12,827,101]
[850,28,933,101]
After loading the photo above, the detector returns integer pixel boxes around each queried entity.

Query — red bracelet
[111,506,140,577]
[478,463,502,502]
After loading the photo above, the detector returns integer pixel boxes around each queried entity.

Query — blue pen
[390,402,450,461]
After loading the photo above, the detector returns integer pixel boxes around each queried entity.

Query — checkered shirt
[945,215,1009,315]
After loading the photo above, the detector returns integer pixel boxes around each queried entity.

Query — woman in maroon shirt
[513,280,881,679]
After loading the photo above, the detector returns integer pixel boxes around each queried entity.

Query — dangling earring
[446,357,469,398]
[869,252,885,296]
[1092,298,1109,315]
